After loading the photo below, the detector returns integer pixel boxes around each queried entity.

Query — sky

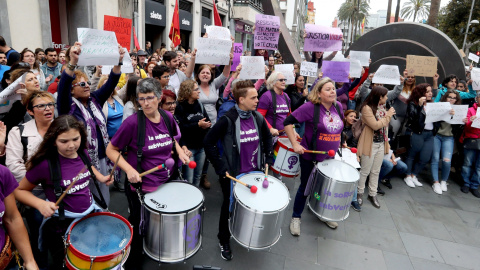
[313,0,450,26]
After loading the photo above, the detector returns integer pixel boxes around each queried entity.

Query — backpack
[17,124,29,163]
[352,118,364,140]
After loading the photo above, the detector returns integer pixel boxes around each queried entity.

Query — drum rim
[67,212,133,262]
[276,136,294,151]
[315,160,360,183]
[143,181,205,214]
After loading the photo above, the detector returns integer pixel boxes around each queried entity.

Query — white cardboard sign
[349,51,370,66]
[300,61,318,77]
[274,64,295,84]
[77,28,120,66]
[195,37,232,65]
[372,65,400,85]
[238,56,265,80]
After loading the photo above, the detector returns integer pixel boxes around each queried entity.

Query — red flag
[133,27,140,50]
[213,0,222,26]
[169,0,181,47]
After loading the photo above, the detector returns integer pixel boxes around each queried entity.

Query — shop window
[179,0,192,12]
[202,7,211,19]
[235,32,242,43]
[152,0,165,4]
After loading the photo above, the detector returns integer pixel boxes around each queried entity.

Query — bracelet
[118,61,123,66]
[67,63,77,71]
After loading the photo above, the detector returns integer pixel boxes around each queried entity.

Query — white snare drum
[307,159,359,222]
[272,136,300,177]
[229,173,290,250]
[143,181,204,263]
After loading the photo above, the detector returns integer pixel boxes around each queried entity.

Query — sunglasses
[33,102,56,110]
[277,79,287,82]
[72,81,91,88]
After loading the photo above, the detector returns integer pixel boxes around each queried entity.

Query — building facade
[278,0,308,54]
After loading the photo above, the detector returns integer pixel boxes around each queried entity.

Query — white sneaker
[411,175,423,187]
[324,221,338,229]
[290,218,301,236]
[404,176,415,188]
[432,183,442,195]
[440,181,448,192]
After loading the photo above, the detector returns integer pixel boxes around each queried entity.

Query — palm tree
[401,0,431,22]
[337,0,370,46]
[427,0,441,26]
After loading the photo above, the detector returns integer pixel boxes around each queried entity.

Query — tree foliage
[401,0,431,22]
[437,0,480,49]
[337,0,370,45]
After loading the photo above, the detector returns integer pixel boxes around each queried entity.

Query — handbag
[463,138,480,150]
[0,234,14,269]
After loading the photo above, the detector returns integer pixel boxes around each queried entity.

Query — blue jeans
[348,99,356,110]
[292,157,315,218]
[295,122,305,138]
[379,159,408,180]
[431,135,454,182]
[183,148,206,187]
[406,130,434,176]
[461,148,480,189]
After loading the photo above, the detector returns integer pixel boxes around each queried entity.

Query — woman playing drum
[106,78,189,270]
[283,77,344,236]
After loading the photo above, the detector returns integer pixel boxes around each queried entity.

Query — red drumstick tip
[328,150,336,157]
[350,147,358,154]
[188,161,197,169]
[250,185,258,193]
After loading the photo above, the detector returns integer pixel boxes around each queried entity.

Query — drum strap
[48,154,65,220]
[78,151,108,209]
[270,90,290,129]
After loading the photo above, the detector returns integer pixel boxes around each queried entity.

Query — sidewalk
[109,168,480,270]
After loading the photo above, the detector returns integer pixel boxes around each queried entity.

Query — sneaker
[290,218,301,236]
[411,175,423,187]
[440,181,448,192]
[351,201,361,212]
[219,242,232,260]
[404,176,415,188]
[471,188,480,198]
[324,221,338,229]
[381,179,393,189]
[461,186,470,193]
[432,183,442,195]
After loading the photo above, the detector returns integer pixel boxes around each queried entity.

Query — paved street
[109,167,480,270]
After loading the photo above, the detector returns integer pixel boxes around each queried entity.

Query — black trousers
[42,216,75,269]
[124,183,143,270]
[217,176,231,244]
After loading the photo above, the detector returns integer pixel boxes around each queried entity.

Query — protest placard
[322,61,350,83]
[274,64,295,84]
[425,102,451,123]
[254,14,280,50]
[102,48,133,74]
[335,148,360,168]
[469,53,479,63]
[372,65,401,85]
[77,28,120,66]
[304,24,343,52]
[472,67,480,91]
[104,15,132,49]
[348,59,362,78]
[349,51,370,66]
[300,61,318,77]
[472,108,480,129]
[206,26,231,40]
[406,55,438,77]
[0,74,25,104]
[238,56,265,80]
[445,105,468,125]
[231,43,243,71]
[195,37,232,65]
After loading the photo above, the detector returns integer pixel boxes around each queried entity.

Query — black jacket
[175,100,210,149]
[285,85,307,112]
[405,102,440,135]
[204,107,274,178]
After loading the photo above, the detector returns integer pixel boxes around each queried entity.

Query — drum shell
[307,161,359,222]
[272,136,300,177]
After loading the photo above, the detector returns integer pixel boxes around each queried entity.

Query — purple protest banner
[322,61,350,83]
[254,14,280,50]
[304,24,343,52]
[231,43,243,71]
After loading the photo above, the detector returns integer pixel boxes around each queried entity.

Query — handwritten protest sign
[195,37,232,65]
[254,14,280,50]
[304,24,342,52]
[104,15,132,49]
[472,68,480,91]
[445,105,468,125]
[206,26,231,40]
[274,64,295,84]
[406,55,438,77]
[238,56,265,80]
[472,108,480,129]
[300,61,318,77]
[102,48,133,74]
[322,61,350,83]
[77,28,119,66]
[348,59,362,78]
[335,148,360,168]
[231,43,243,71]
[349,51,370,66]
[372,65,400,85]
[0,74,25,104]
[469,53,479,63]
[425,102,451,123]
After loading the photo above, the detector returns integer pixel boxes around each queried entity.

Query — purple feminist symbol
[182,214,201,249]
[288,156,298,169]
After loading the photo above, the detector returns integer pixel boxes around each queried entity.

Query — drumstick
[55,166,88,206]
[304,149,336,157]
[108,153,122,181]
[225,173,258,193]
[139,158,175,177]
[263,164,269,188]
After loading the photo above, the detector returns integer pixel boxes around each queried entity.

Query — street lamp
[461,0,479,53]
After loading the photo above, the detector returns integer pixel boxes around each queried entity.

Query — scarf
[376,104,388,141]
[235,104,252,119]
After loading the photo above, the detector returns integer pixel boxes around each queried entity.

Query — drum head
[70,214,131,256]
[144,182,204,213]
[316,159,359,183]
[235,173,289,212]
[277,137,292,149]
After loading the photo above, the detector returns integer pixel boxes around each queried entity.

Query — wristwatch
[118,61,123,66]
[67,63,77,71]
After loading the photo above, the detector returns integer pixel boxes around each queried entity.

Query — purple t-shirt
[0,166,19,250]
[110,112,181,192]
[258,90,291,130]
[26,153,93,213]
[292,101,344,162]
[239,117,260,174]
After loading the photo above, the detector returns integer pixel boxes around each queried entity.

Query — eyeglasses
[137,96,156,103]
[164,102,176,107]
[277,79,287,82]
[33,102,56,110]
[72,81,91,88]
[162,75,170,79]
